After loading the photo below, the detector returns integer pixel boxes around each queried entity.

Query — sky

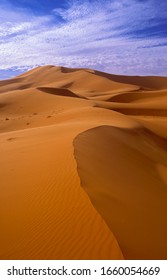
[0,0,167,79]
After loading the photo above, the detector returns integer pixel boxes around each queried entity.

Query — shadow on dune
[110,108,167,116]
[111,108,167,117]
[59,66,82,73]
[106,90,167,103]
[17,83,33,90]
[37,87,87,99]
[94,102,167,117]
[93,70,167,90]
[73,125,167,259]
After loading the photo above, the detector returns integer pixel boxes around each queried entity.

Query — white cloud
[0,0,167,77]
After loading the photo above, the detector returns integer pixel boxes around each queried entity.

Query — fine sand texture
[0,65,167,259]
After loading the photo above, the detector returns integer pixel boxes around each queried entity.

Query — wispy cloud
[0,0,167,78]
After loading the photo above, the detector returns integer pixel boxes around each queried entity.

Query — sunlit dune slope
[0,65,167,259]
[0,123,123,260]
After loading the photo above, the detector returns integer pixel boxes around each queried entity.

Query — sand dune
[74,125,167,259]
[0,65,167,259]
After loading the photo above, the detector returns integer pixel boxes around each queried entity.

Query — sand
[0,65,167,259]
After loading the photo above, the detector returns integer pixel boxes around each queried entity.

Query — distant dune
[0,65,167,260]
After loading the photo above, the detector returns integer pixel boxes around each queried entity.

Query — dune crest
[73,125,167,259]
[0,65,167,259]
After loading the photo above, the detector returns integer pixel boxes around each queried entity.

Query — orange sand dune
[74,125,167,259]
[0,65,167,260]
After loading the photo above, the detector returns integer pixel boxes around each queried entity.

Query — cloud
[0,0,167,77]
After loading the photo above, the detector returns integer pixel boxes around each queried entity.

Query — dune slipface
[73,125,167,259]
[0,65,167,259]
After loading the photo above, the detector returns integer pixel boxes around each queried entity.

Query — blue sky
[0,0,167,79]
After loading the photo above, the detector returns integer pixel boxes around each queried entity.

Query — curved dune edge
[0,124,124,260]
[37,87,86,99]
[73,125,167,260]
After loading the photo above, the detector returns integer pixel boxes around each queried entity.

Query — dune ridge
[73,125,167,259]
[0,65,167,259]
